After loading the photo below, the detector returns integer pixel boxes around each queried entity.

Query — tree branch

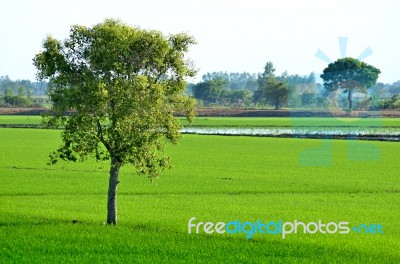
[96,119,111,153]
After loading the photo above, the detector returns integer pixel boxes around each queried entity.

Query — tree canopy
[33,19,196,224]
[259,78,289,110]
[192,78,228,104]
[254,62,289,110]
[321,57,380,110]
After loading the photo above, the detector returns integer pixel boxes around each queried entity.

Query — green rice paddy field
[0,116,399,263]
[2,115,400,127]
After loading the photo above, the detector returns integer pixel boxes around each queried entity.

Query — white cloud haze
[0,0,399,83]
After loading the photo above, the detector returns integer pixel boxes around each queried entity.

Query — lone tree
[33,19,196,225]
[261,79,289,110]
[255,62,289,109]
[321,57,380,110]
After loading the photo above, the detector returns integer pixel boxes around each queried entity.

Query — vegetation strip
[1,123,399,141]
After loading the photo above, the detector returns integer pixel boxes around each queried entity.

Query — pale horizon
[1,0,399,84]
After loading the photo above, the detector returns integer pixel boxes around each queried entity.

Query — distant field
[0,128,399,263]
[0,115,43,124]
[2,115,400,128]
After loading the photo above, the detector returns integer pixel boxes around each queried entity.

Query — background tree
[228,89,252,107]
[260,78,289,110]
[369,82,389,100]
[1,86,32,107]
[381,94,400,110]
[33,19,196,225]
[4,87,13,97]
[2,87,14,106]
[0,75,48,96]
[254,62,289,109]
[18,86,27,97]
[301,93,317,107]
[388,81,400,96]
[321,57,380,110]
[192,78,228,105]
[201,72,258,91]
[257,61,275,89]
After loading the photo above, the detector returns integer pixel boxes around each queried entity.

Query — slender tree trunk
[348,90,353,110]
[107,157,120,225]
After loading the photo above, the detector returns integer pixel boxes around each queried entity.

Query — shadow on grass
[0,214,96,227]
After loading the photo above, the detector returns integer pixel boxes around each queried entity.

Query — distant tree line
[0,75,48,107]
[190,62,324,109]
[190,60,400,111]
[369,81,400,110]
[2,61,400,110]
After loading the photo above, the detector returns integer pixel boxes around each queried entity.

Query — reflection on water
[181,127,400,141]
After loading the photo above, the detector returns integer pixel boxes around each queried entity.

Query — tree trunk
[348,90,353,110]
[107,157,120,225]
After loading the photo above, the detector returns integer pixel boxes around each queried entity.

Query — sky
[0,0,399,83]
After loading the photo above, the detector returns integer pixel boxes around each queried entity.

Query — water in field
[181,127,400,141]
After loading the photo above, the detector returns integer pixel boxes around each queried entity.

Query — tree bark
[348,90,353,110]
[107,157,120,225]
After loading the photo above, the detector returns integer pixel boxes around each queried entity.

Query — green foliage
[18,86,27,97]
[1,86,33,107]
[370,82,391,99]
[321,57,381,110]
[380,94,400,110]
[202,72,258,91]
[193,63,319,109]
[281,72,319,108]
[192,79,252,107]
[258,73,290,110]
[321,58,380,92]
[33,19,196,179]
[258,77,289,110]
[301,93,317,106]
[3,95,33,107]
[0,75,48,96]
[192,79,228,105]
[258,61,276,83]
[4,87,13,97]
[254,62,294,109]
[228,89,252,107]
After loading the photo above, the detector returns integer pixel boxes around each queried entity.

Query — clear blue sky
[1,0,399,83]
